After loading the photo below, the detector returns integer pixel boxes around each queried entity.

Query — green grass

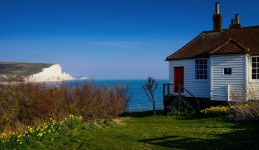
[2,113,259,150]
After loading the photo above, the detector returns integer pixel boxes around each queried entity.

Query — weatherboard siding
[169,59,210,98]
[210,55,246,101]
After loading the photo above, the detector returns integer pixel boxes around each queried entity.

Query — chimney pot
[235,14,240,24]
[215,2,220,14]
[231,19,236,25]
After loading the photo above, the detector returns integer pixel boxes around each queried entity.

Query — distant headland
[0,62,75,82]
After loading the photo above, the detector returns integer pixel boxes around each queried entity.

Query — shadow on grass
[138,123,259,150]
[121,110,164,118]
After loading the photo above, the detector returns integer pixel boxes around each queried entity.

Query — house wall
[169,59,210,98]
[247,55,259,100]
[210,54,246,101]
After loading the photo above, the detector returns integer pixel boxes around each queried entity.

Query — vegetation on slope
[0,62,52,82]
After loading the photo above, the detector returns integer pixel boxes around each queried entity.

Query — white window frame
[195,58,208,80]
[251,56,259,80]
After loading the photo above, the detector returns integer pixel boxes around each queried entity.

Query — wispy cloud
[91,41,138,48]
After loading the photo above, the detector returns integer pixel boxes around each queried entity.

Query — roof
[166,26,259,61]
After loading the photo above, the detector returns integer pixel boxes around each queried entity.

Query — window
[252,57,259,79]
[195,59,208,79]
[224,68,232,75]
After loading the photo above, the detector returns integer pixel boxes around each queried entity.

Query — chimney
[229,14,241,29]
[235,14,241,28]
[229,19,236,29]
[212,2,222,31]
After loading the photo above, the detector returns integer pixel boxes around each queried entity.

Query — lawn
[2,113,259,150]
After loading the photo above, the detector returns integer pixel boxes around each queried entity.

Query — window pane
[252,63,256,68]
[252,57,256,62]
[257,57,259,62]
[252,69,256,73]
[224,68,232,75]
[195,59,207,80]
[252,74,256,79]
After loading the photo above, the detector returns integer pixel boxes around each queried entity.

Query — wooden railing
[163,83,200,114]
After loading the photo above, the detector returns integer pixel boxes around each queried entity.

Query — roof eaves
[165,32,206,61]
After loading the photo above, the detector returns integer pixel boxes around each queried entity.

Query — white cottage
[165,3,259,102]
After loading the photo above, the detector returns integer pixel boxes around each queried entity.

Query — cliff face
[0,62,75,82]
[26,64,74,82]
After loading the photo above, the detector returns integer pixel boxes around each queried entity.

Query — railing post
[163,84,166,97]
[178,84,182,108]
[167,84,170,95]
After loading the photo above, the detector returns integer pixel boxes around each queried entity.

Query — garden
[0,82,258,149]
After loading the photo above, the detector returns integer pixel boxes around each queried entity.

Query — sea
[49,79,168,112]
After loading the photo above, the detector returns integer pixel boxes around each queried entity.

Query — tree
[142,76,158,115]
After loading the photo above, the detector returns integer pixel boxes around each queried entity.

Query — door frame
[174,67,184,93]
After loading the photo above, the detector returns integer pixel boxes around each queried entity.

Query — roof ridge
[203,25,259,33]
[209,38,249,54]
[229,39,250,52]
[209,39,231,54]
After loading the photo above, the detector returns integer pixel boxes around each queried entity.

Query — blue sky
[0,0,259,79]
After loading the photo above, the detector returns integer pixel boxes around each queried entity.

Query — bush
[0,82,129,134]
[169,98,196,117]
[229,100,259,122]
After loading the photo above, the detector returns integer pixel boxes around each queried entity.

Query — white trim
[210,57,213,99]
[245,55,248,101]
[250,56,259,81]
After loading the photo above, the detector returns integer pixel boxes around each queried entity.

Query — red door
[174,67,184,93]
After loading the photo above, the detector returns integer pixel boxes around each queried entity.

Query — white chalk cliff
[26,64,75,82]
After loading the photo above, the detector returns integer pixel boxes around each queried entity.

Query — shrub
[0,81,129,134]
[169,98,196,117]
[229,100,259,122]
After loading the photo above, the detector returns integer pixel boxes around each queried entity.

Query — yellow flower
[38,133,43,137]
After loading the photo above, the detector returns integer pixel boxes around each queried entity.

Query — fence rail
[126,103,164,112]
